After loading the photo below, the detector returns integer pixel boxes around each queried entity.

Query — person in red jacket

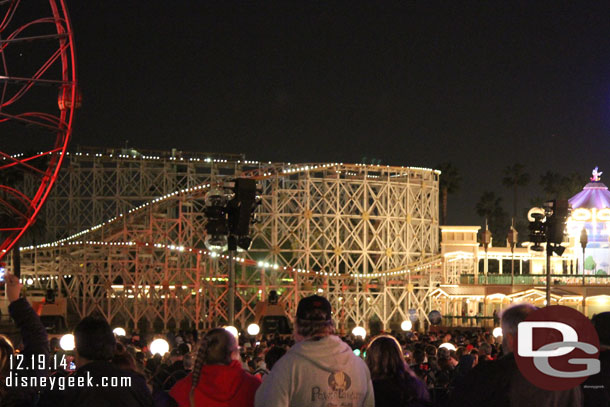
[169,327,261,407]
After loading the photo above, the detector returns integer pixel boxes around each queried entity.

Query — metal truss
[19,150,441,332]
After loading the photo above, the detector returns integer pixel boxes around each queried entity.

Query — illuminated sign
[571,208,610,222]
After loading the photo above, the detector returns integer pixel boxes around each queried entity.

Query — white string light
[20,238,442,279]
[17,153,442,280]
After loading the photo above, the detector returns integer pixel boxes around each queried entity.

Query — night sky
[64,1,610,226]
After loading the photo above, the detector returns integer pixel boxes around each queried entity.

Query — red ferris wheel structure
[0,0,77,261]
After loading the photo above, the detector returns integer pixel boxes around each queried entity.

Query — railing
[441,315,496,328]
[460,274,610,285]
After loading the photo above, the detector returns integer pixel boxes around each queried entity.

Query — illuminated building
[435,167,610,324]
[567,166,610,277]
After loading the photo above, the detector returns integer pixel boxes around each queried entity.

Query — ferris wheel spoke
[0,1,19,32]
[0,184,32,207]
[1,16,67,51]
[0,32,67,46]
[1,46,65,106]
[0,196,29,221]
[0,75,71,86]
[2,16,65,38]
[0,150,55,176]
[0,110,64,132]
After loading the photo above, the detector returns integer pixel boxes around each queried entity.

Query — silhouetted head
[74,316,116,362]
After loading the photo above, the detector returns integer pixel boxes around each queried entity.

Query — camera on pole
[528,200,571,307]
[227,178,260,251]
[203,178,261,327]
[203,186,230,252]
[203,178,261,252]
[544,199,570,256]
[527,200,570,255]
[546,200,570,246]
[528,211,546,252]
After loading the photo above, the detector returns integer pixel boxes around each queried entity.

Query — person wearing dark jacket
[449,303,582,407]
[153,347,187,391]
[582,311,610,407]
[451,354,476,389]
[38,316,153,407]
[169,327,261,407]
[366,335,430,407]
[1,273,49,407]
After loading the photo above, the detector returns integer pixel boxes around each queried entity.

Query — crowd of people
[0,271,608,407]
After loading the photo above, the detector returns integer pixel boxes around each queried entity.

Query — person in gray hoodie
[254,295,374,407]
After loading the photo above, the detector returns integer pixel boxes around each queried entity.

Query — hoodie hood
[195,360,245,402]
[289,335,355,372]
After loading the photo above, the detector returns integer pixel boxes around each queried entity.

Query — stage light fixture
[247,323,260,336]
[224,325,239,338]
[150,338,170,356]
[401,320,413,331]
[113,327,127,336]
[352,326,366,339]
[60,334,75,351]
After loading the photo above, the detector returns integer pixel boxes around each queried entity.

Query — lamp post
[546,241,553,307]
[543,205,553,308]
[228,239,237,326]
[580,227,588,312]
[507,219,518,286]
[481,220,492,285]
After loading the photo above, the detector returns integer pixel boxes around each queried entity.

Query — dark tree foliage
[475,191,508,246]
[437,162,461,226]
[502,163,530,219]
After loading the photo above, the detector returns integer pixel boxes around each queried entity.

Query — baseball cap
[296,295,332,321]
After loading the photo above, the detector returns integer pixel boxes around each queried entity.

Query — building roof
[569,181,610,209]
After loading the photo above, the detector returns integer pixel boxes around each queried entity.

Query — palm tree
[475,191,508,245]
[539,171,562,197]
[539,171,586,200]
[436,162,461,225]
[502,163,530,219]
[560,172,587,199]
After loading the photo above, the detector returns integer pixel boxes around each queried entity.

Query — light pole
[507,219,518,286]
[580,227,588,312]
[544,200,569,307]
[546,239,553,307]
[529,201,569,308]
[481,220,492,285]
[204,179,259,327]
[227,240,237,326]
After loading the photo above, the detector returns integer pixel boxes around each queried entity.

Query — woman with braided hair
[169,328,261,407]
